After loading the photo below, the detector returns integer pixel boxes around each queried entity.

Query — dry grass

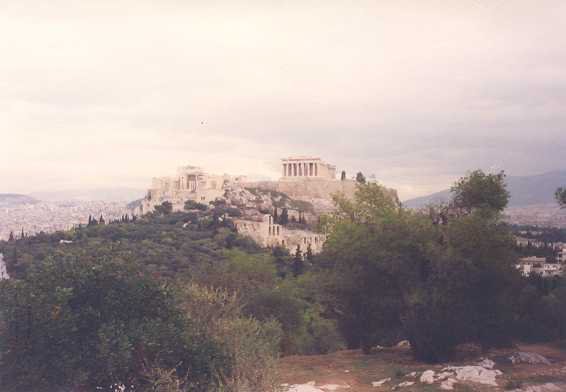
[276,342,566,391]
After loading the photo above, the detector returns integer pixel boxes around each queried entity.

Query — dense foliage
[0,257,226,392]
[315,171,565,361]
[1,170,565,391]
[0,208,340,391]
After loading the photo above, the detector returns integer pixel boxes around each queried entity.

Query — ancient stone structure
[140,165,246,214]
[138,156,393,257]
[281,156,336,180]
[234,214,326,257]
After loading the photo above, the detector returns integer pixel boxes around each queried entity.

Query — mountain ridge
[0,194,39,207]
[404,170,566,209]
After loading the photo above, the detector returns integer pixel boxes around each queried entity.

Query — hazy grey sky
[1,0,565,199]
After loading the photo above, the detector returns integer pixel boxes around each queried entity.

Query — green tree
[450,170,509,214]
[341,171,346,181]
[184,199,208,211]
[155,201,173,215]
[273,207,278,223]
[355,171,366,183]
[306,243,313,262]
[292,245,304,277]
[320,178,518,361]
[0,258,226,392]
[555,187,566,208]
[279,208,289,225]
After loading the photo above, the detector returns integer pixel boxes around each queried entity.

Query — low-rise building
[516,256,564,278]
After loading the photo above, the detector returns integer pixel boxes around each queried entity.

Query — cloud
[0,0,565,199]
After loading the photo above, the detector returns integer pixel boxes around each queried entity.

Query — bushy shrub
[182,284,281,392]
[0,259,226,392]
[184,200,208,211]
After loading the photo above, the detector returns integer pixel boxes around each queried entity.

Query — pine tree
[356,171,366,183]
[20,228,25,240]
[341,170,346,181]
[273,207,278,224]
[99,215,105,225]
[8,231,14,242]
[306,243,313,262]
[280,208,289,225]
[292,245,304,277]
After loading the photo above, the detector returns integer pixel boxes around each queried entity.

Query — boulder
[286,382,351,392]
[442,365,502,386]
[477,358,495,369]
[371,378,391,387]
[509,352,551,365]
[395,381,415,388]
[395,340,411,348]
[440,378,457,390]
[420,370,435,384]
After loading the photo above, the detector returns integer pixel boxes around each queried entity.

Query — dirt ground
[276,342,566,391]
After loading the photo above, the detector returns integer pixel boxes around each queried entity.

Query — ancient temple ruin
[140,165,246,214]
[281,157,336,180]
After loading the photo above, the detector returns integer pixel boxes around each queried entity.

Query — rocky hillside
[278,342,566,391]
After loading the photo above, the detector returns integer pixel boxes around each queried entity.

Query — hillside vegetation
[1,170,565,391]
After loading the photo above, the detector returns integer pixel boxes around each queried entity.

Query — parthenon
[281,156,336,180]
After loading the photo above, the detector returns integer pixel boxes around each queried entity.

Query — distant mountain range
[0,194,39,207]
[404,171,566,209]
[0,188,146,206]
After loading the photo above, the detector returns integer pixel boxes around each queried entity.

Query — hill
[0,193,39,207]
[404,171,566,209]
[29,187,146,202]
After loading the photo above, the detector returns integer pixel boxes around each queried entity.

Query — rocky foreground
[277,342,566,391]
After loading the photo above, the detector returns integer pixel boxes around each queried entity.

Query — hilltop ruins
[138,156,372,256]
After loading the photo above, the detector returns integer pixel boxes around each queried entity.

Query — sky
[1,0,565,200]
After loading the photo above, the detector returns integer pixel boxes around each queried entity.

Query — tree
[355,172,366,183]
[341,171,346,181]
[155,201,173,215]
[306,243,313,262]
[279,208,289,225]
[0,258,226,392]
[556,187,566,208]
[450,170,509,214]
[184,199,207,211]
[99,214,105,225]
[8,231,14,242]
[320,178,517,361]
[292,245,304,277]
[273,207,278,223]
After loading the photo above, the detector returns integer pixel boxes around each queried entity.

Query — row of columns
[283,162,318,177]
[180,175,198,191]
